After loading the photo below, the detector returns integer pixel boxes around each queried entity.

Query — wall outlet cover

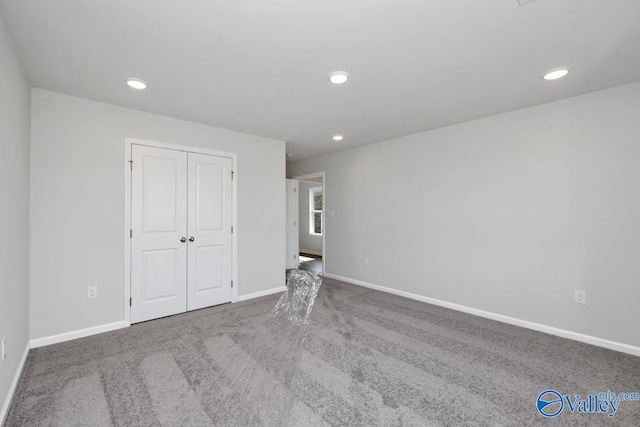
[88,286,98,299]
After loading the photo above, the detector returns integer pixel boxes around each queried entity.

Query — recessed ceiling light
[329,71,349,85]
[332,135,343,141]
[543,68,569,80]
[126,78,147,89]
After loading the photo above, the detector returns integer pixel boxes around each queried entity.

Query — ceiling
[2,0,640,161]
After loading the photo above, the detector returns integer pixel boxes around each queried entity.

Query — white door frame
[293,171,325,275]
[123,137,238,324]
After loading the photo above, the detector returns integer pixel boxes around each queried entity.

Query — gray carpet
[5,278,640,426]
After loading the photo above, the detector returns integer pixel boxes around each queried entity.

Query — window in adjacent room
[309,187,323,235]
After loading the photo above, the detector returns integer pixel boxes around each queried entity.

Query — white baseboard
[1,342,30,426]
[236,286,286,302]
[30,321,130,349]
[324,273,640,357]
[300,249,322,256]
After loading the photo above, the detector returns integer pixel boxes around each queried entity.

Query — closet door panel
[131,145,188,323]
[187,153,233,310]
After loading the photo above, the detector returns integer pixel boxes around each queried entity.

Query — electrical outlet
[88,286,98,299]
[1,336,6,362]
[363,257,370,266]
[574,290,586,305]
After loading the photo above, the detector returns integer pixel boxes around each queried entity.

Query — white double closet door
[130,144,233,323]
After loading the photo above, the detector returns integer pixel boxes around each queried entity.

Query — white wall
[298,181,323,255]
[0,9,30,421]
[30,89,286,340]
[289,81,640,349]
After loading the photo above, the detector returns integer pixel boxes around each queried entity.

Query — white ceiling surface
[2,1,640,160]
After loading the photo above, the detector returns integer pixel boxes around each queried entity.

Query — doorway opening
[293,172,325,276]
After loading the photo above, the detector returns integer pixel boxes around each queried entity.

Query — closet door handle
[180,237,187,243]
[189,236,195,242]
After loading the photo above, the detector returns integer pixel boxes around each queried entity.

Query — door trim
[123,137,238,324]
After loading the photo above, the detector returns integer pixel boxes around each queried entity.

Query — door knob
[180,237,187,243]
[189,236,195,242]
